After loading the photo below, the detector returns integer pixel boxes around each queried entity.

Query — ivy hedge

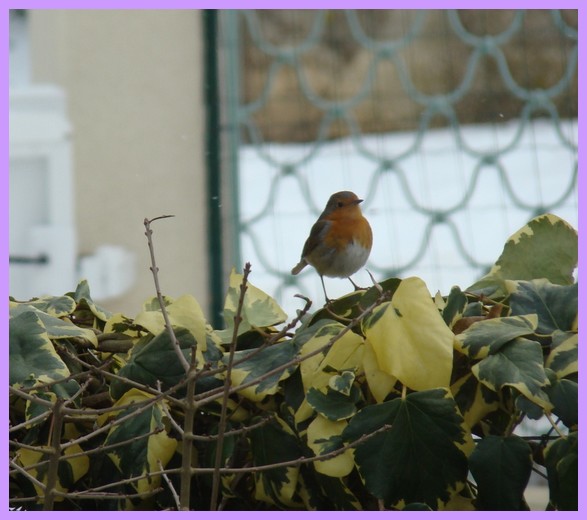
[9,213,578,511]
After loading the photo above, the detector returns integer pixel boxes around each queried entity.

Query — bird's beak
[356,199,364,204]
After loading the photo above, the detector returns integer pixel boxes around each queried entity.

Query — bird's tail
[291,260,307,275]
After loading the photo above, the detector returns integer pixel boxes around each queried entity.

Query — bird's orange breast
[323,212,373,251]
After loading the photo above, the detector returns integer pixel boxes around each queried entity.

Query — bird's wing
[302,219,330,258]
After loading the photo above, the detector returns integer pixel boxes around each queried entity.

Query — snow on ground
[239,118,578,319]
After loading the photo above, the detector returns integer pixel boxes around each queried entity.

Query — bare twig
[545,412,566,438]
[144,215,190,374]
[192,415,273,442]
[43,398,65,510]
[70,420,393,493]
[9,458,47,491]
[210,262,251,510]
[192,422,393,475]
[159,459,181,511]
[179,346,200,510]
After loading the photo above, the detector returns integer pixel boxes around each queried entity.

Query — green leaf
[358,277,402,308]
[228,339,301,401]
[467,214,577,298]
[363,277,454,391]
[249,415,303,508]
[68,279,112,321]
[546,378,577,429]
[545,332,578,378]
[544,433,577,510]
[24,390,56,423]
[472,338,551,410]
[514,393,545,420]
[469,435,532,510]
[9,311,71,386]
[508,280,577,334]
[451,373,500,429]
[217,269,288,343]
[10,304,98,347]
[306,385,360,421]
[342,389,473,508]
[299,469,361,510]
[111,327,222,399]
[442,286,468,328]
[454,315,538,360]
[10,295,76,317]
[98,389,177,495]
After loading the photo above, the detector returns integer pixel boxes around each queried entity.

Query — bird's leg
[348,276,367,291]
[366,269,383,294]
[320,275,333,304]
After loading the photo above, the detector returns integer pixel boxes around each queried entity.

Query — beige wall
[28,10,210,317]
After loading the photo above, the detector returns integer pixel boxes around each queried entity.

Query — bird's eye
[337,202,344,208]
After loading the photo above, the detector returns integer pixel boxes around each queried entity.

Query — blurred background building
[9,9,578,328]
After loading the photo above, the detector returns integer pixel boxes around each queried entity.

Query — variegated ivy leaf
[16,444,89,503]
[67,279,113,321]
[545,331,578,378]
[507,279,577,334]
[135,293,210,355]
[9,311,86,392]
[97,389,177,496]
[328,371,355,396]
[342,388,473,509]
[228,339,300,401]
[454,314,538,360]
[363,277,454,391]
[217,268,287,343]
[472,337,552,411]
[249,415,303,509]
[467,214,577,299]
[307,414,353,478]
[9,295,76,317]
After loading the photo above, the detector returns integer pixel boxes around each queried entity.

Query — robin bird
[291,191,373,302]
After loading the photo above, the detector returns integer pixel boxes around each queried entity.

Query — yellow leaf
[307,415,354,477]
[363,277,454,391]
[362,340,397,403]
[218,269,288,343]
[135,294,208,352]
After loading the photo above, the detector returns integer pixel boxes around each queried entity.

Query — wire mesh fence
[218,9,578,316]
